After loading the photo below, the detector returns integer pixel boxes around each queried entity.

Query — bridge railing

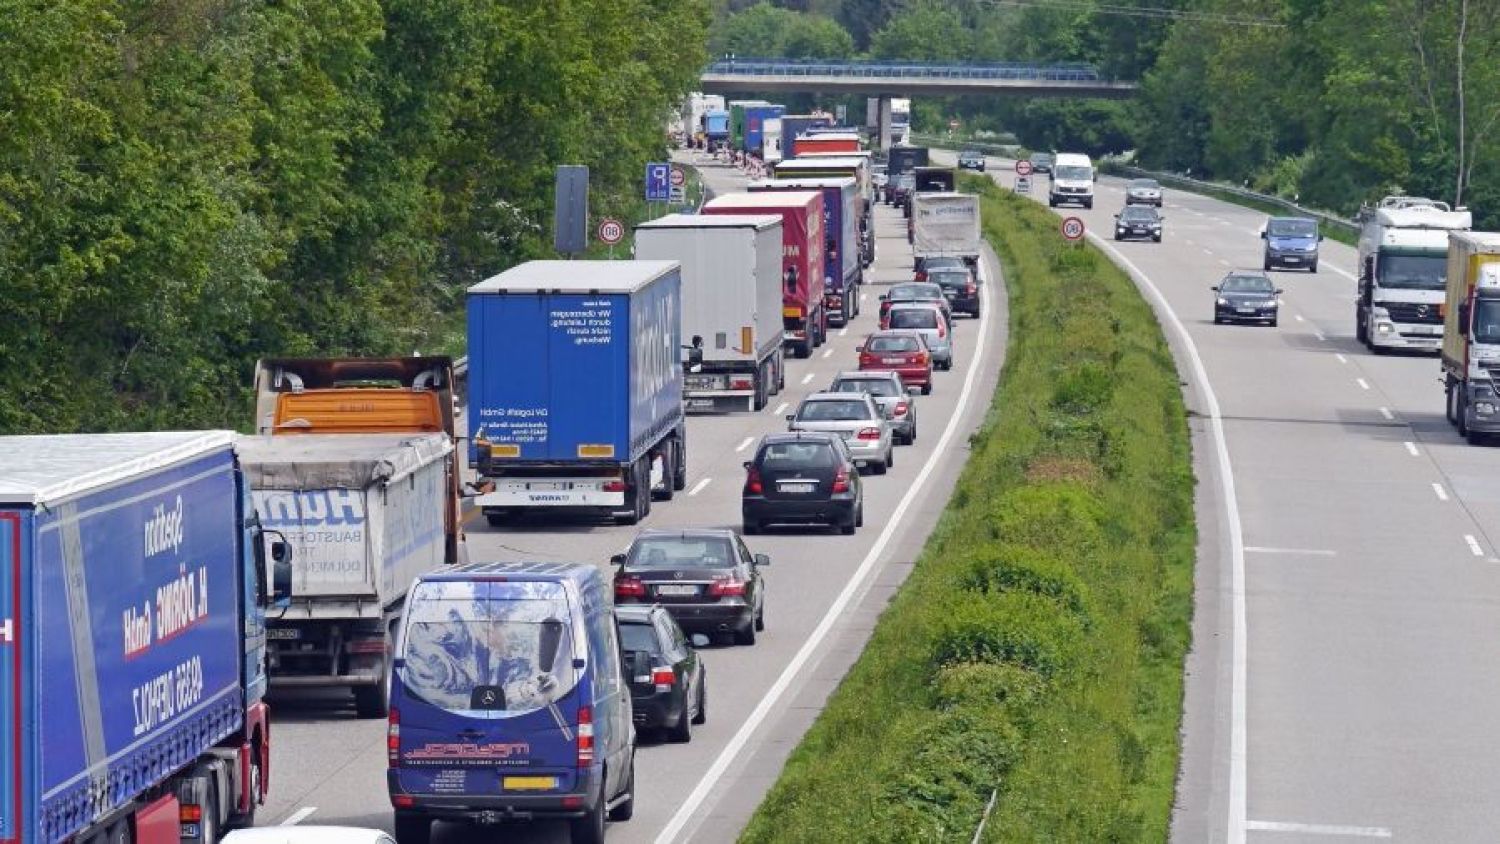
[704,58,1110,83]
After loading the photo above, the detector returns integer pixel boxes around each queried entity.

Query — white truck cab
[1356,196,1471,351]
[1048,152,1095,209]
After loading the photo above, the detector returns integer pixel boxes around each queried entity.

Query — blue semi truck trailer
[749,176,863,326]
[0,431,291,844]
[468,260,687,527]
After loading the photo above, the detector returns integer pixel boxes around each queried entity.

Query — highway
[937,149,1500,843]
[257,152,1010,842]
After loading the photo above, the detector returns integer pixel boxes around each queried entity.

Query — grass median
[739,177,1196,843]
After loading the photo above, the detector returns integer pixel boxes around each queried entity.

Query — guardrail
[908,133,1021,158]
[1104,162,1358,237]
[706,58,1111,83]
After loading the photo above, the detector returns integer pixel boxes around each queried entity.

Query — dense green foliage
[0,0,707,433]
[740,178,1195,842]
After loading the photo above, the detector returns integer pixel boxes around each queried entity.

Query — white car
[223,828,394,844]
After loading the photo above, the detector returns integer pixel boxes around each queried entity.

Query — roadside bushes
[740,178,1194,843]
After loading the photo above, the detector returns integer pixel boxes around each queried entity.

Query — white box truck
[912,192,982,272]
[635,213,787,412]
[239,432,451,718]
[1440,232,1500,442]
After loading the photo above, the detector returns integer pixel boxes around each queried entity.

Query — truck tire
[775,353,786,392]
[1447,381,1459,425]
[354,651,391,719]
[753,364,768,411]
[1355,308,1369,345]
[394,813,432,844]
[1458,392,1471,437]
[653,446,675,501]
[796,339,812,359]
[673,434,688,491]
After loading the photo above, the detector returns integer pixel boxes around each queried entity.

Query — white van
[1048,153,1095,209]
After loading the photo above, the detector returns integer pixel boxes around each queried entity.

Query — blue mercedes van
[387,562,636,844]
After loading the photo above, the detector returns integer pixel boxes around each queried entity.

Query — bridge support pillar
[875,96,894,154]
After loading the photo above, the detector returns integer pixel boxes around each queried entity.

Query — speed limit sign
[597,217,625,245]
[1060,216,1086,241]
[1015,160,1034,176]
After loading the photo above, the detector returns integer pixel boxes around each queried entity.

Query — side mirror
[1210,286,1219,292]
[754,553,771,567]
[1275,288,1284,295]
[1114,213,1120,219]
[264,530,293,604]
[687,346,704,367]
[785,414,795,422]
[742,460,753,470]
[689,634,711,649]
[878,294,888,301]
[1318,234,1325,242]
[854,345,865,353]
[1260,230,1267,239]
[610,552,627,565]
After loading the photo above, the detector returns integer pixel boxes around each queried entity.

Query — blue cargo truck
[468,261,687,527]
[744,104,784,158]
[749,176,862,326]
[0,431,291,844]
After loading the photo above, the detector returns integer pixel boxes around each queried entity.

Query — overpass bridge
[700,58,1137,99]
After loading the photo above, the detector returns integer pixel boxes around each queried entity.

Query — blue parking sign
[645,162,671,201]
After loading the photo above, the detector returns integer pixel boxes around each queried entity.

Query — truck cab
[1441,233,1500,442]
[1355,197,1472,352]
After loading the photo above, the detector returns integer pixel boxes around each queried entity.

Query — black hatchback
[613,529,770,645]
[615,604,708,742]
[928,267,981,317]
[742,432,864,535]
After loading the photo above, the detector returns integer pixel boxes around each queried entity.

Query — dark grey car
[1213,271,1282,326]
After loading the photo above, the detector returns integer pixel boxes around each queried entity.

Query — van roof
[1053,153,1092,165]
[417,561,601,583]
[0,431,235,507]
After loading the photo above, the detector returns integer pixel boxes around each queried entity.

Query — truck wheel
[673,435,688,490]
[354,659,391,719]
[1355,309,1369,344]
[753,364,768,411]
[796,339,812,359]
[1458,393,1471,437]
[394,813,431,844]
[1447,382,1459,425]
[653,448,675,501]
[776,353,786,392]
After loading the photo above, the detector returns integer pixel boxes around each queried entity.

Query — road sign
[1015,160,1034,176]
[670,166,686,187]
[669,185,686,204]
[645,162,671,201]
[1061,216,1086,241]
[597,217,624,245]
[1015,176,1032,194]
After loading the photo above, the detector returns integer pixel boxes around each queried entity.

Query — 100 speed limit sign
[1060,216,1086,241]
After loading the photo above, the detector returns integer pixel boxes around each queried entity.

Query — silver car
[885,303,954,370]
[828,370,920,445]
[786,392,895,474]
[1125,178,1163,207]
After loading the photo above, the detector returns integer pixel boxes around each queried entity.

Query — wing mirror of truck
[263,529,293,605]
[1318,233,1325,242]
[742,460,753,470]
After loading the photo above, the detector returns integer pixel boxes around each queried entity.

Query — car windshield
[759,441,835,467]
[1054,165,1091,180]
[833,378,899,397]
[867,335,919,352]
[930,271,970,288]
[1032,154,1052,164]
[1129,180,1159,190]
[1220,275,1273,293]
[401,581,577,715]
[1376,253,1446,290]
[890,308,939,329]
[799,399,873,421]
[1121,208,1157,222]
[617,621,659,655]
[962,151,981,159]
[1268,219,1317,237]
[628,536,734,568]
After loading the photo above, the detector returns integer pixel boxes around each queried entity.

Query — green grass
[738,177,1196,843]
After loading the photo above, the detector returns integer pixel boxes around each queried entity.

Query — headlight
[1217,297,1230,306]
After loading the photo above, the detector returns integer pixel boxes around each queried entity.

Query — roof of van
[469,260,679,295]
[0,431,235,507]
[419,561,602,582]
[1053,153,1093,165]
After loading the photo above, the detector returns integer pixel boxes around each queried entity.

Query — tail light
[180,804,202,824]
[859,352,876,367]
[347,637,388,656]
[745,466,764,494]
[966,283,977,295]
[916,352,930,365]
[937,322,946,339]
[894,401,909,416]
[615,575,647,599]
[577,706,594,766]
[602,476,627,493]
[709,576,748,597]
[730,375,754,390]
[831,468,851,493]
[652,667,677,691]
[856,427,882,441]
[387,708,400,766]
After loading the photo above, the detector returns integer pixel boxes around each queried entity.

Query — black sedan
[742,432,864,536]
[1114,206,1163,242]
[1213,271,1282,326]
[958,150,986,172]
[615,604,708,742]
[613,528,769,645]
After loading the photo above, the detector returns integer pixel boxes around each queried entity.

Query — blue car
[1262,216,1323,272]
[388,563,636,844]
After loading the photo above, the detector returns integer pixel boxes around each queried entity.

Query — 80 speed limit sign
[1060,216,1086,241]
[597,218,625,245]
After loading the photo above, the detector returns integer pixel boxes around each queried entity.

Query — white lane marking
[1294,314,1305,322]
[1085,233,1248,844]
[1218,258,1231,267]
[839,327,849,337]
[687,477,711,496]
[1201,247,1215,256]
[860,293,868,302]
[654,263,995,844]
[1326,265,1357,281]
[1247,820,1391,838]
[282,807,318,827]
[1379,406,1395,420]
[1244,546,1337,557]
[1186,238,1196,245]
[772,401,788,416]
[1433,482,1450,502]
[800,372,815,385]
[1335,353,1348,364]
[1314,331,1326,341]
[1404,441,1419,457]
[1466,534,1485,557]
[736,436,754,452]
[822,348,834,359]
[1356,377,1371,390]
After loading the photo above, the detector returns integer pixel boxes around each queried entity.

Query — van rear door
[394,579,586,797]
[0,511,24,844]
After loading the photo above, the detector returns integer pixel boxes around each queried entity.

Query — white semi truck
[1440,232,1500,442]
[1355,196,1472,352]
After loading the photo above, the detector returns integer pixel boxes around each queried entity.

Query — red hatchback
[857,330,933,394]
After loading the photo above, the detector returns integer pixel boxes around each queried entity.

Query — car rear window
[628,536,734,568]
[867,335,919,352]
[929,271,968,288]
[799,399,873,421]
[833,378,898,397]
[617,620,658,655]
[401,581,578,715]
[759,442,836,467]
[890,309,938,329]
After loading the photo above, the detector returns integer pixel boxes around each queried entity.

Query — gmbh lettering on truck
[634,214,788,413]
[749,176,863,326]
[0,431,292,844]
[702,191,827,359]
[1440,232,1500,443]
[1356,196,1473,352]
[467,261,688,528]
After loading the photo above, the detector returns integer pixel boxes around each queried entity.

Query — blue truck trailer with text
[468,260,687,527]
[0,431,290,844]
[750,176,863,326]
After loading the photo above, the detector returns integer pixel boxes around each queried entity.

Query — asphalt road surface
[939,149,1500,843]
[259,151,1010,843]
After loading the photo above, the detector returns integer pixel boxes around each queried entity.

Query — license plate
[527,481,566,491]
[779,481,816,493]
[181,824,200,838]
[1237,308,1256,314]
[1284,257,1301,263]
[267,628,300,641]
[687,398,716,409]
[656,584,699,596]
[503,776,558,791]
[882,357,906,364]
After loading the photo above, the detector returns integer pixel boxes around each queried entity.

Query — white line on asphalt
[1466,535,1485,557]
[822,348,834,359]
[687,478,711,497]
[839,327,849,337]
[1186,238,1195,245]
[1294,314,1305,322]
[1356,377,1370,390]
[1085,234,1249,844]
[1433,482,1450,501]
[654,264,996,844]
[1326,265,1358,281]
[1314,331,1326,341]
[800,372,815,384]
[860,293,868,302]
[1404,441,1419,456]
[1244,546,1337,557]
[282,807,318,826]
[772,401,788,416]
[1247,820,1391,838]
[736,436,754,452]
[1335,353,1348,364]
[1218,258,1231,267]
[1379,406,1395,420]
[1201,247,1215,256]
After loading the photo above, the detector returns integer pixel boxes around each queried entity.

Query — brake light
[894,401,909,416]
[577,706,594,766]
[615,575,647,599]
[347,637,387,656]
[652,667,676,690]
[709,576,747,597]
[387,708,400,766]
[937,322,946,339]
[602,476,627,493]
[856,427,881,441]
[180,805,202,823]
[966,283,977,295]
[916,352,930,365]
[832,468,851,493]
[745,465,763,494]
[859,352,876,367]
[730,375,754,390]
